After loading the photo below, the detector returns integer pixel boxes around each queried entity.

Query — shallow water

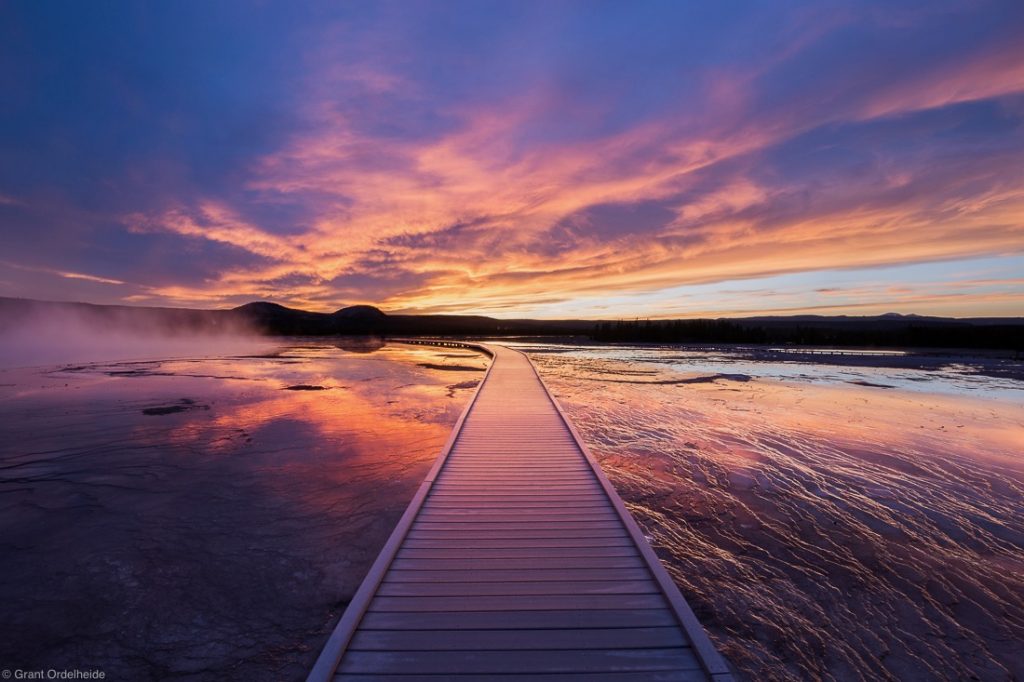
[0,340,486,681]
[3,338,1020,680]
[518,343,1024,681]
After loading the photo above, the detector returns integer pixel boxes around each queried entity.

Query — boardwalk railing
[308,341,732,681]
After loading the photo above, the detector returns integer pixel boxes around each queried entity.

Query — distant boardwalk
[309,343,732,681]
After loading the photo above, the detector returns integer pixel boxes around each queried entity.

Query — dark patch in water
[142,399,207,416]
[418,363,484,372]
[679,373,752,384]
[583,372,753,385]
[283,384,328,391]
[848,379,896,389]
[446,380,480,397]
[142,405,189,415]
[237,353,304,360]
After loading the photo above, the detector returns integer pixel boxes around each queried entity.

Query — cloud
[2,1,1023,316]
[0,260,126,287]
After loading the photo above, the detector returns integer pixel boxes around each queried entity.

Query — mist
[0,299,272,369]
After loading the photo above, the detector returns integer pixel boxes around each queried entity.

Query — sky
[0,1,1022,319]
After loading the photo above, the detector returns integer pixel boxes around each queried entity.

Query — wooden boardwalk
[308,343,732,681]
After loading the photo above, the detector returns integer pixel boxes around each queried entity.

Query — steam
[0,300,271,369]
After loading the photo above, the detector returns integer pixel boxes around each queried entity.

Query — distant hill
[0,297,587,338]
[0,297,1021,350]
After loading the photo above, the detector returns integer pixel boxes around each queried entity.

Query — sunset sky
[1,1,1022,318]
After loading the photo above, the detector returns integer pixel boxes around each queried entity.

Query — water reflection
[523,343,1024,682]
[0,341,486,681]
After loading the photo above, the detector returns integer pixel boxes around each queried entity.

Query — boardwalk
[308,344,732,681]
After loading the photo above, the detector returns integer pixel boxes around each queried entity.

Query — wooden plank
[440,462,589,471]
[401,537,637,549]
[337,648,703,674]
[450,444,579,449]
[416,511,620,522]
[440,469,588,474]
[437,469,593,475]
[454,434,576,438]
[442,461,584,465]
[391,556,644,571]
[437,471,593,477]
[444,449,580,453]
[425,495,605,502]
[434,480,594,485]
[441,457,583,463]
[435,480,592,485]
[426,493,606,501]
[412,521,622,531]
[443,457,583,461]
[423,499,612,509]
[432,473,593,477]
[335,672,708,682]
[407,527,629,538]
[419,507,614,514]
[428,486,601,494]
[440,473,593,477]
[357,608,680,630]
[367,594,669,612]
[385,566,650,581]
[415,517,621,525]
[348,627,687,651]
[441,458,585,463]
[455,443,577,447]
[433,478,597,484]
[450,443,577,447]
[396,546,639,559]
[376,579,659,596]
[424,497,608,504]
[414,517,621,526]
[417,510,618,520]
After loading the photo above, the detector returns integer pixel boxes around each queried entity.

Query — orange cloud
[119,28,1024,317]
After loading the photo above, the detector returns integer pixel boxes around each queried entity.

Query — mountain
[333,305,385,319]
[230,301,340,334]
[224,301,559,336]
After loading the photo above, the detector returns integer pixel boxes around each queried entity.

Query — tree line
[590,319,1023,350]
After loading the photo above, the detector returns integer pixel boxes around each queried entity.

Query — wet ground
[0,340,486,681]
[3,338,1021,681]
[517,343,1024,681]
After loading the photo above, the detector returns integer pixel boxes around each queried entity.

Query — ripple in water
[523,344,1024,681]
